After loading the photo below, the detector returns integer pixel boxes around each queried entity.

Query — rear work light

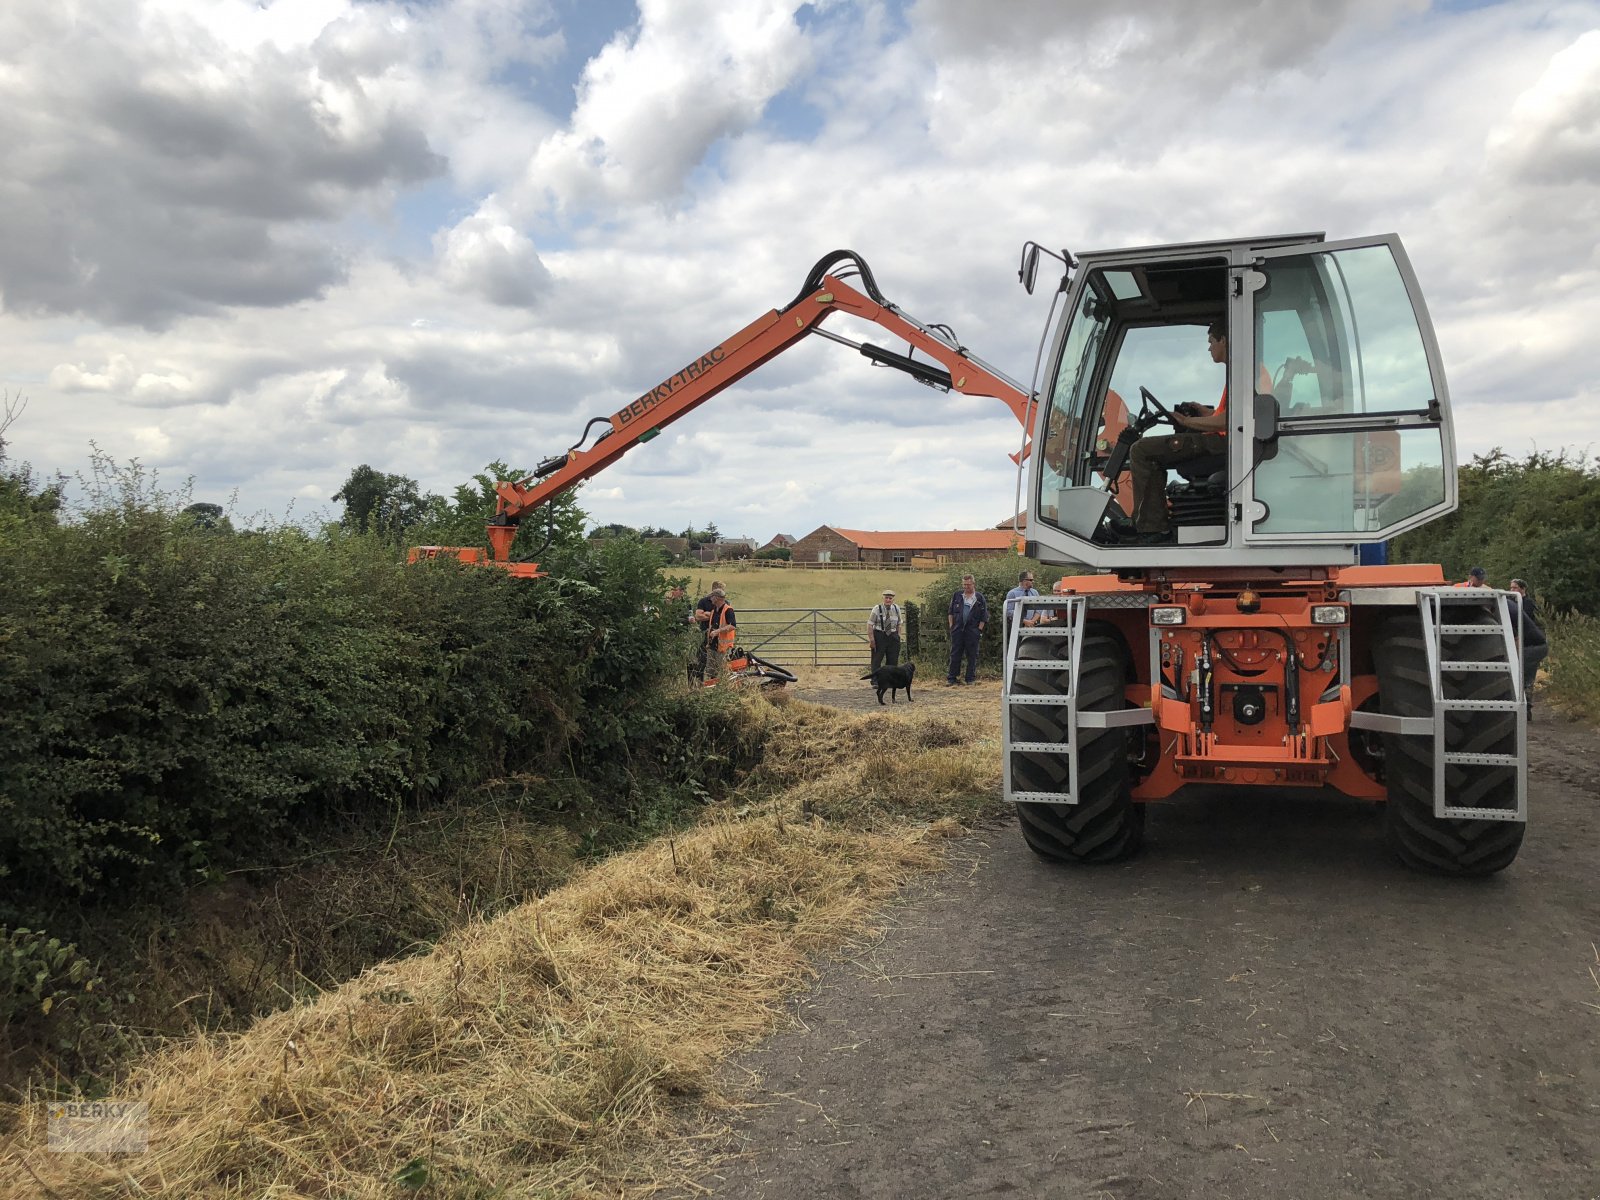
[1312,605,1348,625]
[1151,606,1187,626]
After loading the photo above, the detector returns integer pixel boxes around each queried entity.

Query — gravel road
[685,714,1600,1199]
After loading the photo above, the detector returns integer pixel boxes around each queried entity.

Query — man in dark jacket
[1509,578,1548,719]
[946,573,989,685]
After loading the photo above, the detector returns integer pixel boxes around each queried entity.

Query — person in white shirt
[868,588,903,675]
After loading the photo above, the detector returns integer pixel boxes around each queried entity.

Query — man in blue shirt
[1003,570,1042,631]
[946,573,989,685]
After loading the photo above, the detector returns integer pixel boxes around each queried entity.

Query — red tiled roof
[830,527,1024,551]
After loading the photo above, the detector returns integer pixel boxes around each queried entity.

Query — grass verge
[1545,610,1600,723]
[0,692,1004,1198]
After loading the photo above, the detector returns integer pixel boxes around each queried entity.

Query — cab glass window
[1251,428,1444,533]
[1036,285,1112,519]
[1250,243,1447,536]
[1256,245,1436,417]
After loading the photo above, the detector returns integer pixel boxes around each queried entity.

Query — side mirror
[1018,243,1042,295]
[1017,242,1075,295]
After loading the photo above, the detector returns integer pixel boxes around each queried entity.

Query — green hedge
[1391,450,1600,613]
[0,496,736,928]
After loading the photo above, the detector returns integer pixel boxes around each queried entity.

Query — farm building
[789,525,1023,565]
[697,536,759,562]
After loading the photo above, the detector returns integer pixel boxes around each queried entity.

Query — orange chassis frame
[1054,563,1446,802]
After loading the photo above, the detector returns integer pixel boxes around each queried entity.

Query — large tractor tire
[1373,611,1524,876]
[1011,622,1143,863]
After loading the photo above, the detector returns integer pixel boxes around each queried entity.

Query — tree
[679,521,720,544]
[179,502,233,534]
[332,465,432,540]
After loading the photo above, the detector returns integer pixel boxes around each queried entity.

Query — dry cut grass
[0,695,1003,1199]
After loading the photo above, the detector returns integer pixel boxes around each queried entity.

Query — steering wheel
[1137,386,1176,426]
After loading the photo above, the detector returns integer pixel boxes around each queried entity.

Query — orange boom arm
[414,250,1034,575]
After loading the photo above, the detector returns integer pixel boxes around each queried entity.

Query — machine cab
[1025,233,1457,571]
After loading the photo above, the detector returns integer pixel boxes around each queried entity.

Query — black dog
[861,661,915,705]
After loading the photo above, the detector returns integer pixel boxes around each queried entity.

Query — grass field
[669,565,942,611]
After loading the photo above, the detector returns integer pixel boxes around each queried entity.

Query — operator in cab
[1128,321,1229,544]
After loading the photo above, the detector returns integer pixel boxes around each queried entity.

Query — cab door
[1240,234,1456,544]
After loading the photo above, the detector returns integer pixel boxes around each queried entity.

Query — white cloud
[436,203,552,306]
[526,0,811,210]
[4,0,1600,546]
[51,355,137,393]
[1487,29,1600,184]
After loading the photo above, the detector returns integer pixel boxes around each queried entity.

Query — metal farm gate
[734,605,920,668]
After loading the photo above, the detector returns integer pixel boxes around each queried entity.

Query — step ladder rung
[1009,741,1069,755]
[1010,790,1079,807]
[1011,659,1071,671]
[1439,805,1520,822]
[1004,695,1078,706]
[1440,699,1522,711]
[1438,660,1513,672]
[1438,623,1500,635]
[1014,627,1078,637]
[1442,751,1520,767]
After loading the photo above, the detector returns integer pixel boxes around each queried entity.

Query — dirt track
[685,701,1600,1199]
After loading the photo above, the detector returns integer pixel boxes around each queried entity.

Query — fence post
[813,609,819,667]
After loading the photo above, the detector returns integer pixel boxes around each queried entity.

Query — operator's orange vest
[707,604,736,653]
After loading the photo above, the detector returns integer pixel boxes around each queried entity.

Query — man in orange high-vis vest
[702,588,737,686]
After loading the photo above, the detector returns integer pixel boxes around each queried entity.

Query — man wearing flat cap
[868,588,903,675]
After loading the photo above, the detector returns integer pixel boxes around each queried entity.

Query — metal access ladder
[1001,595,1151,807]
[1416,588,1527,821]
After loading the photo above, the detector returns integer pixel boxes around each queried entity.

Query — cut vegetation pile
[0,692,1004,1198]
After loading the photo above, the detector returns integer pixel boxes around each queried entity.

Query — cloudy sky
[3,0,1597,542]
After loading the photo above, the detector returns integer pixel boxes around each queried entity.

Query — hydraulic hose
[1267,627,1303,731]
[784,249,890,311]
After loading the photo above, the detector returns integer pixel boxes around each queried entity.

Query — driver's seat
[1166,391,1280,527]
[1173,453,1226,483]
[1167,452,1228,527]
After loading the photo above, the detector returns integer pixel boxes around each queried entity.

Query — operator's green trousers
[1131,432,1226,533]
